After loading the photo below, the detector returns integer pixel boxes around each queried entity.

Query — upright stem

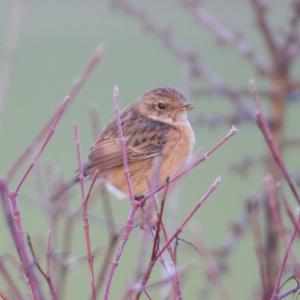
[73,123,97,300]
[0,180,44,300]
[263,72,289,299]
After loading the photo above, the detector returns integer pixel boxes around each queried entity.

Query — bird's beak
[184,103,194,111]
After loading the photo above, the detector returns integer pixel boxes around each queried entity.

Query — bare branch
[249,0,281,70]
[73,123,97,300]
[27,234,58,300]
[249,81,300,205]
[282,0,300,64]
[0,180,44,300]
[0,258,23,300]
[181,0,271,75]
[114,0,247,110]
[6,46,104,182]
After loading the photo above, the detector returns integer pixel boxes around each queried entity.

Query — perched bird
[53,87,195,201]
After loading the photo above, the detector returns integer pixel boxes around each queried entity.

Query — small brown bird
[53,87,194,201]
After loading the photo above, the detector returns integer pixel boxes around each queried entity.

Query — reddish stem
[140,126,238,208]
[264,177,286,241]
[250,0,280,69]
[94,233,120,298]
[13,95,71,197]
[155,177,221,260]
[103,86,138,300]
[281,192,299,233]
[103,202,141,300]
[0,291,9,300]
[0,180,44,300]
[46,230,53,279]
[135,185,169,300]
[144,263,191,291]
[277,282,300,299]
[112,86,135,202]
[249,83,300,298]
[27,234,58,300]
[3,95,78,300]
[145,185,182,298]
[0,259,23,300]
[182,0,270,75]
[73,123,97,300]
[249,82,300,206]
[271,215,300,299]
[104,120,236,299]
[6,46,104,182]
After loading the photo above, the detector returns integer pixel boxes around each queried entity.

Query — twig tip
[113,85,120,95]
[95,44,106,57]
[230,124,240,133]
[248,79,261,110]
[113,85,120,101]
[248,78,255,88]
[63,95,71,102]
[216,176,222,184]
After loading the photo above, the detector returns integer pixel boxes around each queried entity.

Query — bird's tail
[49,174,79,202]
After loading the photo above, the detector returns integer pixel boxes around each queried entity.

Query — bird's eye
[157,102,165,110]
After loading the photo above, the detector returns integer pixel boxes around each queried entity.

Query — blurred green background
[0,1,299,299]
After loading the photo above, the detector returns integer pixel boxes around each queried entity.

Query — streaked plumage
[84,87,195,198]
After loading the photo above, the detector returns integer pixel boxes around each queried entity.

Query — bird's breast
[160,120,195,181]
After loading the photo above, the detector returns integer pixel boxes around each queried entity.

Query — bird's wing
[85,119,180,173]
[86,139,156,172]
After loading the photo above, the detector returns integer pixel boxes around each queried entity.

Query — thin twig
[103,86,137,300]
[248,195,268,292]
[187,232,231,300]
[104,97,236,300]
[0,291,9,300]
[249,81,300,205]
[126,263,192,298]
[13,95,71,197]
[249,82,300,298]
[250,0,281,70]
[46,229,53,285]
[135,183,169,300]
[271,215,300,299]
[103,201,141,300]
[73,123,97,300]
[115,0,248,111]
[282,0,300,64]
[27,234,58,300]
[144,161,182,298]
[0,259,23,300]
[139,126,238,208]
[277,280,300,299]
[181,0,271,75]
[112,86,135,202]
[88,104,117,236]
[6,46,104,182]
[144,263,192,291]
[191,86,272,99]
[155,177,221,260]
[94,233,120,298]
[0,180,44,300]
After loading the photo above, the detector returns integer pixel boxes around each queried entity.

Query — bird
[52,87,195,201]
